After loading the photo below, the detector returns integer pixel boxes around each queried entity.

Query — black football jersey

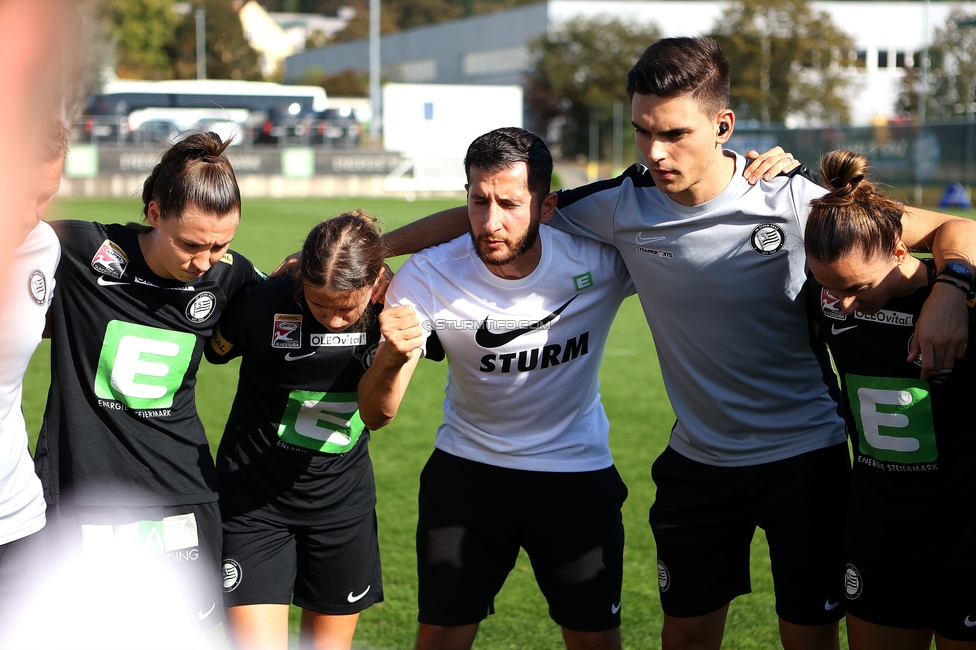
[35,221,264,508]
[207,275,381,524]
[809,260,976,564]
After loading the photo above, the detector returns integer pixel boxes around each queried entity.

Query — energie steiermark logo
[277,390,364,453]
[94,320,195,409]
[846,374,937,464]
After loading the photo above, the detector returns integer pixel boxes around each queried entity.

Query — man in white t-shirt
[0,113,65,628]
[360,128,634,650]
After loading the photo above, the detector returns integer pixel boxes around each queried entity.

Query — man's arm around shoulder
[901,206,976,377]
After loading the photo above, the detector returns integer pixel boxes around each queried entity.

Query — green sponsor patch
[94,321,195,409]
[846,374,937,463]
[573,271,593,291]
[278,390,364,453]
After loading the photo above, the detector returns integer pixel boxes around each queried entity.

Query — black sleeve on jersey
[556,163,655,208]
[783,163,820,185]
[205,288,250,364]
[425,331,445,362]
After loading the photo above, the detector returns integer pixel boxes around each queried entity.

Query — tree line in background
[899,7,976,122]
[89,0,975,160]
[528,0,855,160]
[97,0,262,82]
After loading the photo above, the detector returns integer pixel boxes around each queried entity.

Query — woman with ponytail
[806,150,976,650]
[33,132,264,632]
[205,211,388,650]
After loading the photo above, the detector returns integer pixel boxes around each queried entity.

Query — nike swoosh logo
[97,276,130,287]
[347,585,370,603]
[965,616,976,628]
[284,351,316,361]
[635,232,665,244]
[475,295,579,349]
[824,599,840,611]
[831,324,857,335]
[611,602,621,614]
[198,603,216,620]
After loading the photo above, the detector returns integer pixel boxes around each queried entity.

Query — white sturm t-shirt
[385,225,635,472]
[0,221,59,545]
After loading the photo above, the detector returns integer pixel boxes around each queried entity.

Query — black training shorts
[416,449,627,632]
[649,443,850,625]
[844,555,976,640]
[221,508,382,614]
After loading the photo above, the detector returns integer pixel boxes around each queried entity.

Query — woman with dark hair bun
[33,131,264,632]
[205,210,388,650]
[806,150,976,650]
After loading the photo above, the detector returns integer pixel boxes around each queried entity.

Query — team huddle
[1,36,975,650]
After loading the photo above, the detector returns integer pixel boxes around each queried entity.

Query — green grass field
[26,197,974,649]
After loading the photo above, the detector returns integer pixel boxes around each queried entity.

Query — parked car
[194,118,245,146]
[254,105,361,148]
[311,108,360,148]
[129,119,181,146]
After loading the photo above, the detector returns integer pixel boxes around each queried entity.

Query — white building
[239,0,296,77]
[285,0,972,125]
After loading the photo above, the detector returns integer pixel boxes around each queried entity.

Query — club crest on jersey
[751,223,785,256]
[222,559,242,592]
[363,343,378,369]
[844,564,863,600]
[272,314,302,348]
[821,288,847,321]
[185,292,216,323]
[27,269,47,305]
[91,239,128,278]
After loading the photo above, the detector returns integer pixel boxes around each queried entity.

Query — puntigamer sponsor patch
[855,309,914,326]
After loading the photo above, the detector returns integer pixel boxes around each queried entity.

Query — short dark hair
[626,37,730,116]
[141,131,240,222]
[463,127,552,197]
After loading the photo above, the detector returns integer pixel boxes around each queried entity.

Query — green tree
[298,67,368,96]
[97,0,178,80]
[170,0,263,80]
[898,8,976,121]
[526,16,660,158]
[711,0,855,125]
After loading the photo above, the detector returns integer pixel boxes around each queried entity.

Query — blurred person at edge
[0,113,66,638]
[0,0,77,277]
[29,132,264,639]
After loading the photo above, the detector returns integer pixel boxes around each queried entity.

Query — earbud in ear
[718,123,729,136]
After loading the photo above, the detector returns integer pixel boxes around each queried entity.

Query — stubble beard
[471,216,541,267]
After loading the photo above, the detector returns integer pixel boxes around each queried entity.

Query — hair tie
[203,154,221,163]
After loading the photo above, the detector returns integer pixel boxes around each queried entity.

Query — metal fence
[729,120,976,192]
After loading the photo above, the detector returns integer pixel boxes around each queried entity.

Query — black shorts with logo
[844,555,976,640]
[221,508,383,614]
[41,501,224,630]
[649,443,849,625]
[416,449,628,632]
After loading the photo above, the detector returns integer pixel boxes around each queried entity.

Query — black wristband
[934,277,969,293]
